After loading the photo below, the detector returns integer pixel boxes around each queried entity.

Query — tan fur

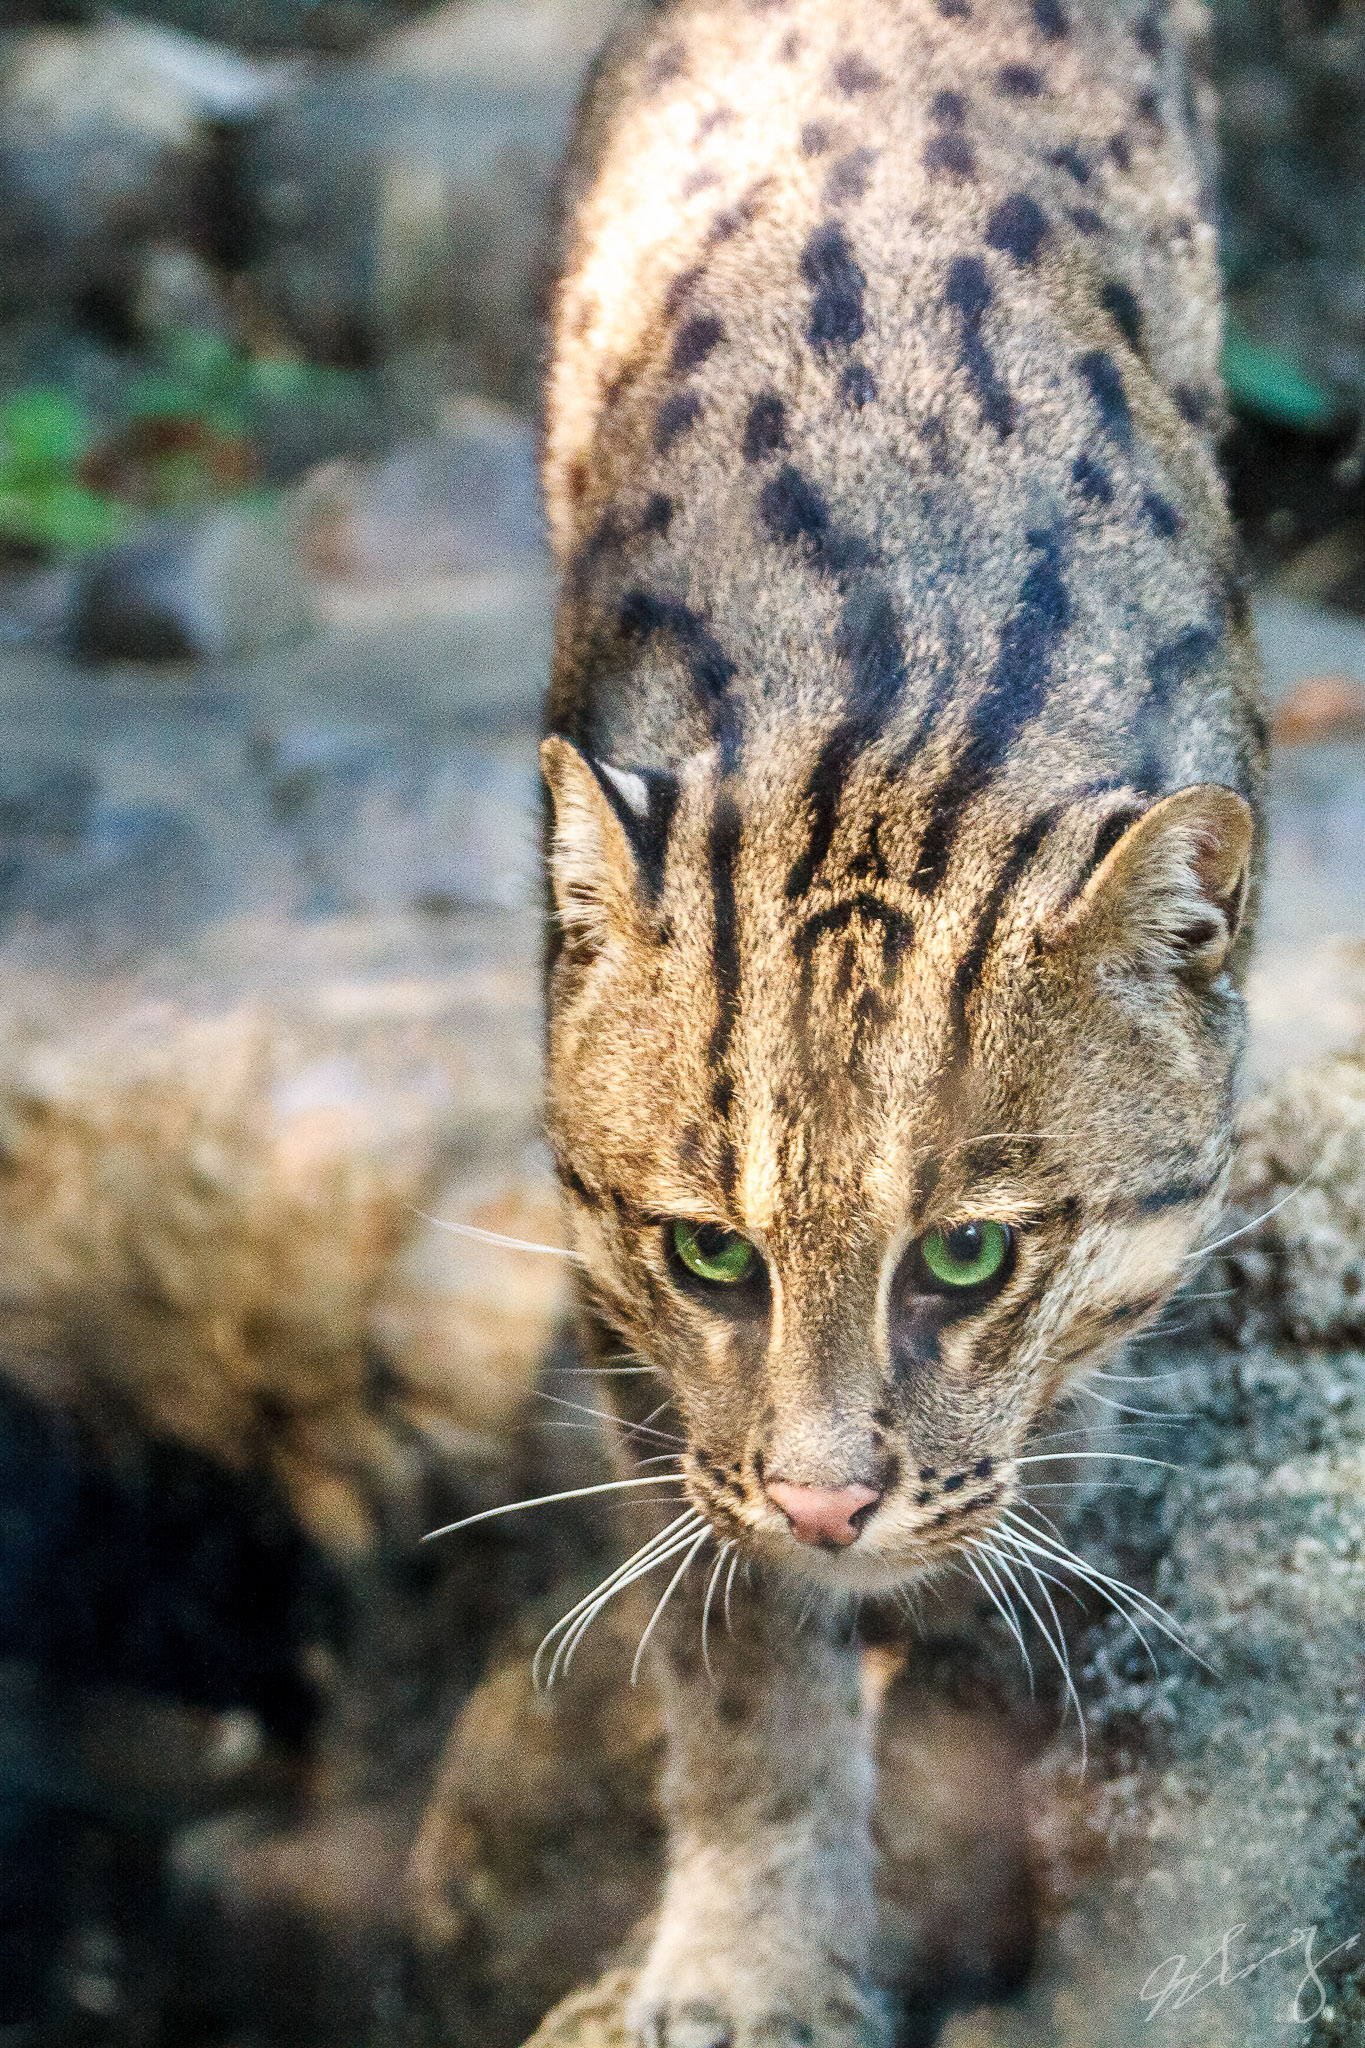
[539,1,1266,2038]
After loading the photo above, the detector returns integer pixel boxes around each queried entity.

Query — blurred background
[0,3,1363,2047]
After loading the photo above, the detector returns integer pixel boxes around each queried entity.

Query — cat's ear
[1052,784,1254,983]
[541,735,647,957]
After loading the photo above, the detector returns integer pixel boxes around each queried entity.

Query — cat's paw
[627,1929,892,2048]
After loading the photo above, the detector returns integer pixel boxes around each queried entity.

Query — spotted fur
[540,1,1264,2040]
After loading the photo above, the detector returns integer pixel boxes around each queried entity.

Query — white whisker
[411,1207,580,1260]
[701,1540,735,1679]
[1074,1387,1191,1422]
[632,1528,712,1684]
[423,1473,688,1540]
[535,1389,685,1446]
[534,1511,706,1687]
[965,1546,1033,1691]
[1180,1160,1331,1264]
[994,1543,1088,1768]
[724,1545,741,1633]
[1014,1451,1181,1471]
[554,1525,707,1683]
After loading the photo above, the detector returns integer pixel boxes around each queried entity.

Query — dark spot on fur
[932,88,967,124]
[758,464,871,574]
[985,192,1049,264]
[839,360,877,408]
[671,313,724,372]
[648,41,686,85]
[801,221,867,353]
[681,166,720,198]
[640,492,674,536]
[1070,205,1104,235]
[779,28,802,59]
[743,391,787,461]
[698,104,734,137]
[1133,10,1162,57]
[801,120,833,156]
[998,62,1043,96]
[936,0,970,15]
[1149,623,1222,710]
[1108,131,1132,170]
[567,505,625,595]
[945,255,1014,436]
[825,146,877,204]
[1031,0,1068,35]
[1078,348,1132,445]
[1135,87,1162,129]
[759,463,830,547]
[973,1457,995,1479]
[663,264,704,318]
[654,390,702,451]
[1141,489,1180,538]
[555,1157,602,1209]
[918,1466,938,1482]
[925,130,976,178]
[1050,141,1089,182]
[1072,451,1114,504]
[832,52,884,94]
[1099,279,1144,353]
[567,457,588,503]
[942,1472,966,1493]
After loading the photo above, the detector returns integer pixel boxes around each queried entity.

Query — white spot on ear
[597,761,650,818]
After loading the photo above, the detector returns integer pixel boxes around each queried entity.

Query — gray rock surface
[68,502,313,665]
[241,0,620,398]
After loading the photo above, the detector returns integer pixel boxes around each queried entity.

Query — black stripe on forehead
[786,581,909,900]
[944,803,1065,1079]
[618,588,741,766]
[913,521,1071,893]
[707,784,743,1193]
[793,892,914,1011]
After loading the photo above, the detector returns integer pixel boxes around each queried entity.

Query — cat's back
[543,0,1264,857]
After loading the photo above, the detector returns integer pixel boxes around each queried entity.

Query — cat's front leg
[627,1572,892,2048]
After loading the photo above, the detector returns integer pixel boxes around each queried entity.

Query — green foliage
[0,334,362,557]
[1222,324,1339,434]
[0,389,130,555]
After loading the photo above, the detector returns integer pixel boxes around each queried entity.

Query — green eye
[671,1219,758,1286]
[918,1219,1012,1293]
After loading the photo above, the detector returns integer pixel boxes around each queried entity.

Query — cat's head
[541,733,1253,1593]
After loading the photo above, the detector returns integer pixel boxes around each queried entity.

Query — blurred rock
[410,1604,664,2046]
[242,0,621,399]
[298,401,545,582]
[0,20,284,320]
[67,502,312,665]
[0,942,560,1556]
[1220,1041,1365,1347]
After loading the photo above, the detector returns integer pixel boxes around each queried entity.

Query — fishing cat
[537,0,1266,2039]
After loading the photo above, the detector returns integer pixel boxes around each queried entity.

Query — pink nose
[765,1480,882,1548]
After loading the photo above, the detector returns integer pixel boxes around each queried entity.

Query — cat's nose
[765,1479,881,1548]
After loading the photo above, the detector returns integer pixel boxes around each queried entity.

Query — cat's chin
[754,1528,967,1603]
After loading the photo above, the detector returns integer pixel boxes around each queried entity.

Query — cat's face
[542,735,1252,1594]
